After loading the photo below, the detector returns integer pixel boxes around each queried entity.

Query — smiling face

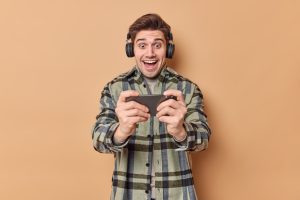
[133,30,167,79]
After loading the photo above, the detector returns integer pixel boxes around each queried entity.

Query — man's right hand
[114,90,150,143]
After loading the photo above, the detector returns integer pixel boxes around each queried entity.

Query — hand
[156,89,187,141]
[114,90,150,142]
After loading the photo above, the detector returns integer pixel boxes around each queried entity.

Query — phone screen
[125,95,176,116]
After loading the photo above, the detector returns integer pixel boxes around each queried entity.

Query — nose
[145,46,155,57]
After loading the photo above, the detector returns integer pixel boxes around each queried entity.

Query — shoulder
[165,67,198,87]
[101,67,136,93]
[100,67,136,103]
[107,67,136,86]
[165,67,203,98]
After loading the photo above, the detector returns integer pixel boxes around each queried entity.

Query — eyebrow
[135,38,164,43]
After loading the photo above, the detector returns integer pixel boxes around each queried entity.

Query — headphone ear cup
[126,43,134,57]
[166,43,175,58]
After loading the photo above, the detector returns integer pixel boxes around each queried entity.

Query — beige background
[1,0,300,199]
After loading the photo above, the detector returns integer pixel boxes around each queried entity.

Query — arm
[91,84,150,153]
[91,84,121,154]
[157,86,211,152]
[183,85,211,151]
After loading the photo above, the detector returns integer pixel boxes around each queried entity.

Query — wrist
[173,129,187,142]
[114,127,130,142]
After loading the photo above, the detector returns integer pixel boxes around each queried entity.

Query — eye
[137,43,146,49]
[154,42,162,49]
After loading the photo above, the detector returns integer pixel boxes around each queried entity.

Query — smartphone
[125,94,177,116]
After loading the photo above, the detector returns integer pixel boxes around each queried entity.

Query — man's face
[133,30,167,79]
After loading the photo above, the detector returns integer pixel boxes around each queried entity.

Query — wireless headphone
[125,32,175,58]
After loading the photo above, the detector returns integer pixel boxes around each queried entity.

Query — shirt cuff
[106,123,129,152]
[112,134,130,148]
[173,133,188,151]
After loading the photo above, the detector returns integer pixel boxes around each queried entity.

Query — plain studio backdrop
[0,0,299,199]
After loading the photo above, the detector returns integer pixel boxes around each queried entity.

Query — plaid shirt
[92,66,211,200]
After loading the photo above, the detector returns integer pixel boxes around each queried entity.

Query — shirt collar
[126,63,173,83]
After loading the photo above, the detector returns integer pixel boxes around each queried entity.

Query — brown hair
[128,13,171,43]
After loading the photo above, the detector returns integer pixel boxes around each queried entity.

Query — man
[92,13,211,200]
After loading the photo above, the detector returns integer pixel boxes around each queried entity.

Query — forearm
[112,126,131,145]
[177,85,211,151]
[92,84,127,153]
[92,120,120,153]
[172,126,187,142]
[183,121,210,151]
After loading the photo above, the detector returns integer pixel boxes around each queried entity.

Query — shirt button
[146,163,150,167]
[145,190,149,194]
[143,84,146,88]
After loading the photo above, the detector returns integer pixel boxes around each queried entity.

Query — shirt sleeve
[91,83,127,153]
[174,85,211,152]
[173,135,188,151]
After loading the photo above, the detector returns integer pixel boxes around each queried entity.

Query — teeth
[144,60,157,64]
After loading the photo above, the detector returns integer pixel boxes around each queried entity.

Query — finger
[157,98,179,111]
[156,107,176,118]
[118,90,139,102]
[121,101,149,113]
[157,115,176,124]
[129,116,150,124]
[125,108,150,118]
[163,89,185,102]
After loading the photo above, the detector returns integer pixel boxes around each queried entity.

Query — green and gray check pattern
[92,66,211,200]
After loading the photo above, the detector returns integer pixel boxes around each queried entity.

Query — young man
[92,13,211,200]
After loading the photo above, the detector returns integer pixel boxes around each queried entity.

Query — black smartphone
[125,94,177,116]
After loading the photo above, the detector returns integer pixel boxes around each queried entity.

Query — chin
[144,70,161,79]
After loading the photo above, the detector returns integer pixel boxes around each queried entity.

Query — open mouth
[143,60,158,64]
[143,60,158,69]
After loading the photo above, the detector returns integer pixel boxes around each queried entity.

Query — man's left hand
[156,89,187,141]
